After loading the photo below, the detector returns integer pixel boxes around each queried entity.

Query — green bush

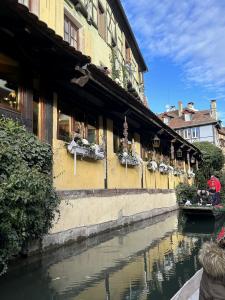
[194,142,224,174]
[175,182,197,204]
[0,118,60,275]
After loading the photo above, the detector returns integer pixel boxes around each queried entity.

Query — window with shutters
[64,16,79,50]
[98,2,106,40]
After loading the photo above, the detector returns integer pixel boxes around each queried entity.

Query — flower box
[147,160,158,172]
[167,166,174,174]
[67,139,105,160]
[159,163,168,174]
[118,152,140,166]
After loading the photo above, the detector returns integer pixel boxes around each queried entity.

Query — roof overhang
[0,0,200,157]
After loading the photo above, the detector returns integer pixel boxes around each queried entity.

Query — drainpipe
[103,118,108,189]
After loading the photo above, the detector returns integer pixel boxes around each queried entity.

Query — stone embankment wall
[41,189,178,250]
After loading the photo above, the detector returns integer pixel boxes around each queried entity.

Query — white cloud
[121,0,225,93]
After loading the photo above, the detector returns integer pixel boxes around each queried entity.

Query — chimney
[178,101,183,117]
[210,100,217,120]
[187,102,194,110]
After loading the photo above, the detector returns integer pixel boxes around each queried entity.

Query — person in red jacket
[207,175,221,205]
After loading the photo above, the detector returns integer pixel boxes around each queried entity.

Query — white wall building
[159,100,223,147]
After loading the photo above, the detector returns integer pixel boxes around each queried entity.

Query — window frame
[192,127,199,139]
[184,128,191,139]
[97,2,106,40]
[64,15,80,50]
[57,110,71,142]
[0,79,20,112]
[57,101,99,144]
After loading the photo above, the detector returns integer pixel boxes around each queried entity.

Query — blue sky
[121,0,225,123]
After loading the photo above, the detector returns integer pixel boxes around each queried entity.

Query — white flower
[148,160,158,171]
[123,151,128,157]
[167,166,174,174]
[90,144,97,150]
[82,139,89,145]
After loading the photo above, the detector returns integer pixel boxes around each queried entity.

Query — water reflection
[0,211,224,300]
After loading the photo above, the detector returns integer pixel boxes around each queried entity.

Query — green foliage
[0,118,59,274]
[193,141,225,189]
[194,141,224,174]
[122,64,128,89]
[175,182,197,204]
[110,47,120,81]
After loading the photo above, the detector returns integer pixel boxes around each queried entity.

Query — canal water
[1,211,224,300]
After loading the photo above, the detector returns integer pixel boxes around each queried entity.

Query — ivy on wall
[0,118,60,275]
[110,47,121,81]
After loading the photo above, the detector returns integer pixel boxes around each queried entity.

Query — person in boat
[198,227,225,300]
[197,190,210,206]
[207,175,221,206]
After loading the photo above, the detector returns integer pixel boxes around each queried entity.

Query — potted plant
[147,160,158,172]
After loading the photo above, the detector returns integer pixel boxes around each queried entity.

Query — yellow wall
[52,94,105,190]
[52,93,188,191]
[50,192,177,234]
[52,94,189,190]
[39,0,64,36]
[36,0,144,95]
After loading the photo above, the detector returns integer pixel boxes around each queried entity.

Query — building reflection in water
[1,212,223,300]
[47,212,203,300]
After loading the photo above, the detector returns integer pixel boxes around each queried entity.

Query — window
[125,41,131,63]
[163,117,169,125]
[184,128,191,139]
[184,113,192,121]
[57,101,99,143]
[178,129,184,138]
[98,2,106,40]
[64,16,79,50]
[192,127,199,139]
[58,112,70,142]
[0,79,19,111]
[86,116,98,144]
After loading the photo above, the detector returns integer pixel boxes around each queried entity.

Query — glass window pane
[0,79,19,110]
[87,124,96,144]
[58,112,70,141]
[64,16,79,49]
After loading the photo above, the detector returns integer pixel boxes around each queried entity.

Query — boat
[171,269,203,300]
[180,205,225,219]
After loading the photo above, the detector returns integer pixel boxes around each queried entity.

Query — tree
[194,141,225,192]
[0,118,60,275]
